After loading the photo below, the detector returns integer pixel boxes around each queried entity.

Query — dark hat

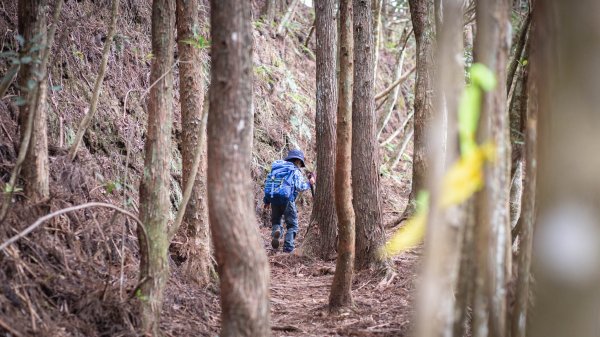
[284,149,306,167]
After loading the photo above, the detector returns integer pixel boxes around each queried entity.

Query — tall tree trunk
[176,0,211,286]
[137,0,175,334]
[208,1,270,336]
[329,0,354,311]
[416,0,466,336]
[508,39,530,234]
[276,0,300,36]
[509,24,536,337]
[405,0,434,217]
[506,12,531,94]
[472,0,511,336]
[262,0,276,24]
[352,0,385,270]
[17,0,49,201]
[530,1,600,336]
[304,0,338,260]
[372,0,384,82]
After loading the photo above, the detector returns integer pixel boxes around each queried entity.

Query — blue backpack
[264,160,296,206]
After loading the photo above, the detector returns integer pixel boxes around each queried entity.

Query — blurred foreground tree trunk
[405,0,434,217]
[137,0,175,334]
[303,0,338,260]
[329,0,355,311]
[530,1,600,337]
[208,1,270,335]
[415,0,466,336]
[472,0,511,336]
[176,0,212,286]
[17,0,49,201]
[352,0,385,270]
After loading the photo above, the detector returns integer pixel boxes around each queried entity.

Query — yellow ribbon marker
[382,191,429,257]
[381,63,498,257]
[440,141,495,208]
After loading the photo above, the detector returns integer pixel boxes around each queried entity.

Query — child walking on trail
[263,149,315,253]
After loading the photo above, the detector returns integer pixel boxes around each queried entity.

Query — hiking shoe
[271,229,281,250]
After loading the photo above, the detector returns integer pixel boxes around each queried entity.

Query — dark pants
[271,201,299,252]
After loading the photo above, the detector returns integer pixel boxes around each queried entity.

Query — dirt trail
[158,223,419,337]
[262,226,420,337]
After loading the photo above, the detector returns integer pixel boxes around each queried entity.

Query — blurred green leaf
[470,63,496,91]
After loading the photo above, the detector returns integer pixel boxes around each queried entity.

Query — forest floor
[266,237,420,337]
[159,219,421,337]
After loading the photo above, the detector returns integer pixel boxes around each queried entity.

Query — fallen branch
[68,0,120,160]
[0,316,23,337]
[375,65,416,102]
[388,129,413,171]
[380,111,414,147]
[0,202,146,252]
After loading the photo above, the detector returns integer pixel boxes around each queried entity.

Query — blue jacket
[264,160,311,204]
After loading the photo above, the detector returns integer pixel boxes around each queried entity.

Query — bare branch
[0,202,144,252]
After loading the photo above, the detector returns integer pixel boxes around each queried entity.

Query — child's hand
[307,172,316,185]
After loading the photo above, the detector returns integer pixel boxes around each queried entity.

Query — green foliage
[135,288,149,301]
[469,63,496,91]
[104,180,123,194]
[2,183,22,194]
[181,31,210,50]
[254,65,274,84]
[458,63,497,155]
[72,49,85,61]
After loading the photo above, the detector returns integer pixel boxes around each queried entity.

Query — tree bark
[506,11,531,94]
[304,0,338,260]
[176,0,211,287]
[472,0,511,336]
[137,0,175,334]
[508,39,530,233]
[262,0,276,24]
[405,0,435,218]
[372,0,384,82]
[352,0,385,270]
[208,1,270,336]
[509,27,536,337]
[17,0,50,201]
[416,0,466,336]
[329,0,354,311]
[530,2,600,337]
